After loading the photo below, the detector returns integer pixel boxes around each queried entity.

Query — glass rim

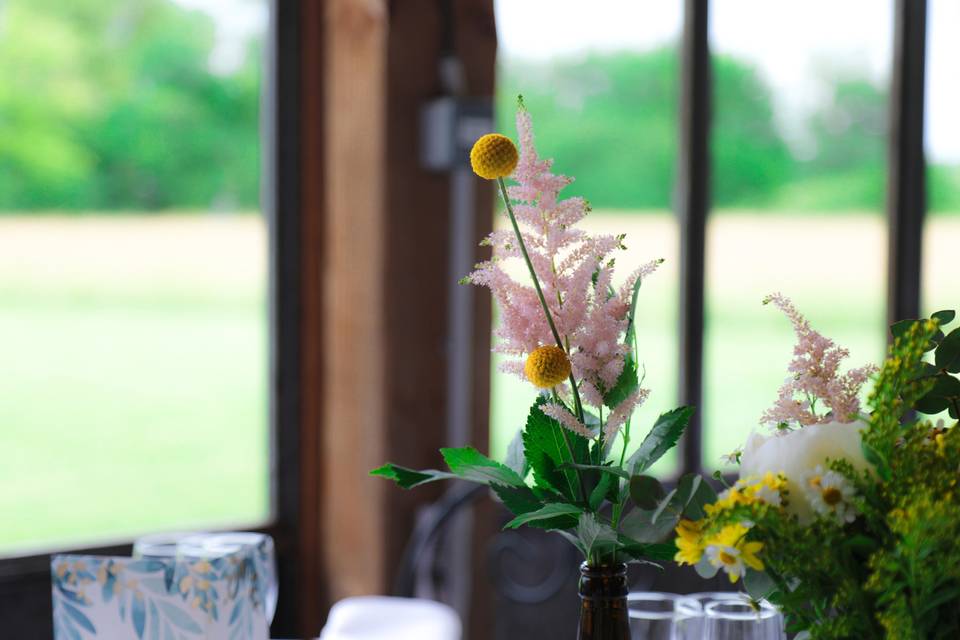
[704,599,779,620]
[627,592,702,620]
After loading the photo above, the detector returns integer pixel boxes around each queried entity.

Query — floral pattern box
[51,551,269,640]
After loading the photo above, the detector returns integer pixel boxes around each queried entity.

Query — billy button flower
[470,133,519,180]
[525,345,571,389]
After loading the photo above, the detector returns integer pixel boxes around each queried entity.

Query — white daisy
[800,465,858,524]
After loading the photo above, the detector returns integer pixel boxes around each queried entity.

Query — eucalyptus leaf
[619,506,680,544]
[932,309,956,326]
[629,475,666,510]
[935,328,960,371]
[744,569,776,600]
[890,319,916,339]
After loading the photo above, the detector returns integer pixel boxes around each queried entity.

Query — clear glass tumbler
[627,592,701,640]
[703,599,785,640]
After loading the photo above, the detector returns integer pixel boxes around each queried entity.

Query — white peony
[739,420,871,523]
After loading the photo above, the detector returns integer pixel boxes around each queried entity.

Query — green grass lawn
[0,212,955,554]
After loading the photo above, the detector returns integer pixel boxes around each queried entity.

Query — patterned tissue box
[51,546,269,640]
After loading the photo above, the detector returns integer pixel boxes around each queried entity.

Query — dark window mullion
[887,0,928,328]
[676,0,711,476]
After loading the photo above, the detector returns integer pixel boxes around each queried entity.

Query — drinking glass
[627,592,701,640]
[132,531,207,559]
[703,599,785,640]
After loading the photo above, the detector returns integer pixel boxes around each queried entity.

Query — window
[0,0,270,555]
[492,0,683,476]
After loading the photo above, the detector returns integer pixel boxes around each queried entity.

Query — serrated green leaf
[504,502,582,529]
[370,464,455,489]
[564,463,630,480]
[440,447,526,486]
[577,513,619,558]
[626,406,695,474]
[603,356,639,409]
[490,484,541,516]
[629,475,666,510]
[523,397,589,502]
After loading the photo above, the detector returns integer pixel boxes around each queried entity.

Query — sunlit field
[1,212,957,552]
[0,215,268,554]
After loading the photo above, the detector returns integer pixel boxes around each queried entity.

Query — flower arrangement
[674,300,960,639]
[372,102,709,568]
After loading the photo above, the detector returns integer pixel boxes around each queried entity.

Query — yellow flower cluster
[525,344,571,388]
[469,133,519,180]
[674,473,785,582]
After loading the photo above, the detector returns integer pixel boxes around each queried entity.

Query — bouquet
[674,297,960,639]
[372,102,711,569]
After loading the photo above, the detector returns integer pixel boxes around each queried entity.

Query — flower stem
[497,177,586,424]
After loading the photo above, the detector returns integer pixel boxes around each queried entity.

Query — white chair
[319,596,461,640]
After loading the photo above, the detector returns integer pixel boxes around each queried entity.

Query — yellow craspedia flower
[470,133,518,180]
[525,345,571,388]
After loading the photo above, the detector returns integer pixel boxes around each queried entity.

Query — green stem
[497,178,586,425]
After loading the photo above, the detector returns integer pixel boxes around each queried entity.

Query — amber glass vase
[577,562,631,640]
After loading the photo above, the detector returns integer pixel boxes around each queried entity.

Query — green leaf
[490,483,541,516]
[588,472,615,510]
[603,355,639,409]
[932,309,956,326]
[678,474,718,520]
[891,318,916,339]
[564,463,630,480]
[618,537,676,562]
[915,393,950,414]
[629,475,666,510]
[619,507,679,544]
[861,442,890,481]
[523,397,590,501]
[928,374,960,399]
[370,463,455,489]
[504,502,583,529]
[504,428,529,479]
[626,406,695,474]
[577,513,619,558]
[936,328,960,371]
[744,569,776,599]
[440,447,526,487]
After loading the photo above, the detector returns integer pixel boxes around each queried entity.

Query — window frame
[0,1,312,636]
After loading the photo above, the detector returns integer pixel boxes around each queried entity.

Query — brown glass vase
[577,562,631,640]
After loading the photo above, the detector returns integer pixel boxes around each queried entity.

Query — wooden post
[317,0,496,625]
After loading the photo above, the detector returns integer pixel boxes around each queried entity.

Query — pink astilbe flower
[542,402,595,439]
[465,107,659,439]
[760,293,877,429]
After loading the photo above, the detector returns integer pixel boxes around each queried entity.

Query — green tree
[0,0,261,211]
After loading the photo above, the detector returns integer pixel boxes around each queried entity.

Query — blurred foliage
[2,1,959,213]
[499,49,960,212]
[0,0,260,211]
